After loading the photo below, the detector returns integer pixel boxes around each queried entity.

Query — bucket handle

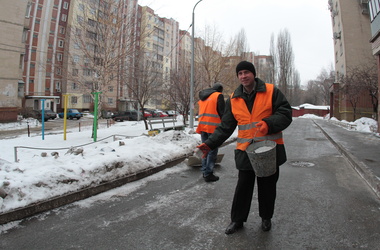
[252,125,260,143]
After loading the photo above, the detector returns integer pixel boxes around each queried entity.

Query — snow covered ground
[0,115,377,215]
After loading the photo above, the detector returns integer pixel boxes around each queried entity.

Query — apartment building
[369,0,380,132]
[22,0,71,114]
[329,0,376,121]
[0,0,29,122]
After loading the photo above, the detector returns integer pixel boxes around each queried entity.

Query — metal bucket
[246,140,277,177]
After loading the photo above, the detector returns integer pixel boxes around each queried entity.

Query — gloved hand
[256,121,269,135]
[196,143,211,158]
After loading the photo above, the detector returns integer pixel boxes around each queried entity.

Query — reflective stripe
[198,113,220,118]
[198,121,221,127]
[238,122,258,130]
[236,132,283,144]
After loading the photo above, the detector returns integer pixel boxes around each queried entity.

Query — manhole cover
[290,161,315,168]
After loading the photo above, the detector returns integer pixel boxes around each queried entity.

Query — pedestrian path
[314,119,380,198]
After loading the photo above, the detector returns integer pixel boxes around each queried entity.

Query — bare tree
[168,61,193,126]
[339,64,378,120]
[63,0,136,119]
[233,29,250,58]
[271,29,295,97]
[125,51,164,130]
[316,66,335,105]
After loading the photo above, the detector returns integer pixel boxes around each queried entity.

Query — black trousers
[231,167,280,222]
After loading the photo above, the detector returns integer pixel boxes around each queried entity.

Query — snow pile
[352,117,378,133]
[0,114,213,214]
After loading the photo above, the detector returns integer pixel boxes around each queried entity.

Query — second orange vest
[196,92,222,134]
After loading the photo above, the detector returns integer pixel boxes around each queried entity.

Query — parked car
[45,109,57,120]
[30,110,49,122]
[112,110,142,121]
[144,111,152,118]
[156,110,169,117]
[153,110,168,117]
[166,110,179,117]
[58,109,83,120]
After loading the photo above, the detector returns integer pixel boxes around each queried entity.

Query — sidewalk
[314,119,380,199]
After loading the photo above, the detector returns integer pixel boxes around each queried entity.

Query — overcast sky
[138,0,335,86]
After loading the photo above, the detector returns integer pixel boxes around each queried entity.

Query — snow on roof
[292,103,329,110]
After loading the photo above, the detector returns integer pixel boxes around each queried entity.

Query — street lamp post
[190,0,204,129]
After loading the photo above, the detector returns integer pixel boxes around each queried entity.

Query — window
[108,98,113,104]
[71,82,78,90]
[77,15,84,23]
[19,54,24,70]
[78,4,84,11]
[59,26,65,34]
[63,2,69,9]
[108,86,114,92]
[58,40,64,47]
[25,2,32,17]
[76,28,81,36]
[56,68,62,75]
[61,14,67,22]
[73,55,80,63]
[57,53,63,61]
[88,19,96,27]
[74,43,80,49]
[83,94,92,103]
[72,68,78,76]
[83,69,92,76]
[56,81,61,90]
[71,96,78,104]
[22,28,28,43]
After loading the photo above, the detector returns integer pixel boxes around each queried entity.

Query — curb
[0,156,188,225]
[314,120,380,199]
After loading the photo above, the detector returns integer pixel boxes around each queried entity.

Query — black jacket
[205,78,292,170]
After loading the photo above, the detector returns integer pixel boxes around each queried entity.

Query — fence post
[14,147,18,162]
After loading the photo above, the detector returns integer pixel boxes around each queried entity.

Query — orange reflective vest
[231,83,284,151]
[196,92,222,134]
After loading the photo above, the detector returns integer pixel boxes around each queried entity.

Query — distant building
[329,0,376,121]
[292,103,330,118]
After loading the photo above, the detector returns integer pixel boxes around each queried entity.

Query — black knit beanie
[236,61,256,76]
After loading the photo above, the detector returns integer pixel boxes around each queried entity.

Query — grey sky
[138,0,335,85]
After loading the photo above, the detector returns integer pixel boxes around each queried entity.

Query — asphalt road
[1,118,380,249]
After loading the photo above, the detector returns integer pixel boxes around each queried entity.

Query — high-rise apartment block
[368,0,380,131]
[0,0,269,122]
[329,0,376,121]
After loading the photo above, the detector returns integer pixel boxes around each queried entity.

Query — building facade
[22,0,70,114]
[0,0,30,122]
[368,0,380,132]
[329,0,377,121]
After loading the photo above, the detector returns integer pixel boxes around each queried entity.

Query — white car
[166,110,179,117]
